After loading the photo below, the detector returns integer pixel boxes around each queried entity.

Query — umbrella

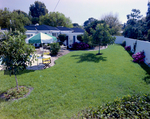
[25,32,57,44]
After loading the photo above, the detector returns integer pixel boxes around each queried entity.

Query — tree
[49,42,60,56]
[72,23,82,28]
[146,2,150,34]
[77,34,83,42]
[58,34,67,42]
[127,9,143,20]
[29,1,48,18]
[123,9,146,40]
[0,8,31,33]
[39,12,73,28]
[101,13,122,35]
[83,17,97,27]
[13,10,28,17]
[84,20,104,35]
[0,31,35,90]
[92,23,115,55]
[29,1,48,24]
[0,8,11,28]
[9,12,31,33]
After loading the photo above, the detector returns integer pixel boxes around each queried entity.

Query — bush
[132,51,145,63]
[58,34,67,42]
[125,46,131,51]
[72,42,89,50]
[49,43,60,56]
[122,40,126,47]
[80,94,150,118]
[77,34,83,42]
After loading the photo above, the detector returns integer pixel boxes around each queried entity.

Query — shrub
[77,34,83,42]
[122,40,126,47]
[133,41,137,53]
[72,42,89,50]
[80,94,150,118]
[132,51,145,63]
[49,43,60,56]
[125,46,131,51]
[58,34,67,42]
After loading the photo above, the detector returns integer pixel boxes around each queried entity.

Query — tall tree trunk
[98,42,100,54]
[97,39,102,55]
[15,74,19,90]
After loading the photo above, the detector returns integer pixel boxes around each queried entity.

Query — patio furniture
[43,52,50,55]
[42,57,51,69]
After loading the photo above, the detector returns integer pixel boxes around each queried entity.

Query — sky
[0,0,149,25]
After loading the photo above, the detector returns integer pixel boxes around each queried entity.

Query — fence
[115,36,150,66]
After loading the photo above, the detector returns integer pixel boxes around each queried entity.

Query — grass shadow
[71,53,107,63]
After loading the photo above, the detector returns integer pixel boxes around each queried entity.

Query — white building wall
[64,32,84,46]
[114,36,124,44]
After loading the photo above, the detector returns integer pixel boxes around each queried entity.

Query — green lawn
[0,44,150,119]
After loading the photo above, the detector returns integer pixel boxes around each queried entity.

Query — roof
[71,28,85,33]
[24,25,59,31]
[56,26,72,31]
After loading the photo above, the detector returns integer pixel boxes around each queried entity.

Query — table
[37,55,51,67]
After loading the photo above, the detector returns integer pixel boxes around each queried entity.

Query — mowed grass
[0,44,150,119]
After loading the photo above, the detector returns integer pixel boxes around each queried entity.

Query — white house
[24,25,85,47]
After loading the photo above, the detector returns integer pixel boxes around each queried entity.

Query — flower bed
[125,46,131,51]
[72,42,89,50]
[132,51,145,63]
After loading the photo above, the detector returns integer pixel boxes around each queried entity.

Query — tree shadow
[142,74,150,84]
[4,69,35,76]
[71,53,107,63]
[140,63,150,84]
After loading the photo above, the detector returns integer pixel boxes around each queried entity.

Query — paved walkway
[0,46,107,71]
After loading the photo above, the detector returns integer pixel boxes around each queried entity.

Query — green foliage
[0,31,35,75]
[122,40,126,47]
[81,94,150,118]
[82,31,93,48]
[13,10,29,17]
[58,34,67,42]
[72,23,82,28]
[83,17,97,27]
[0,8,31,33]
[123,9,147,40]
[50,42,60,56]
[0,8,11,28]
[146,2,150,30]
[92,23,115,54]
[4,86,30,100]
[127,9,143,20]
[29,1,48,18]
[0,31,35,89]
[39,12,73,28]
[147,29,150,41]
[29,1,48,24]
[77,34,83,42]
